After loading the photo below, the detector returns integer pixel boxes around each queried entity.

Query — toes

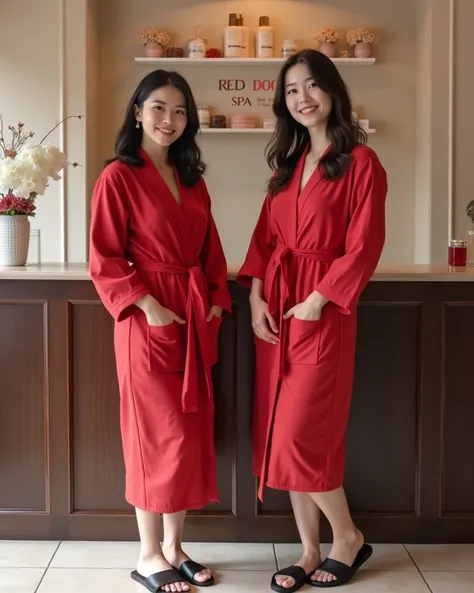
[311,570,325,582]
[312,570,326,582]
[195,570,211,582]
[315,571,336,583]
[275,576,295,589]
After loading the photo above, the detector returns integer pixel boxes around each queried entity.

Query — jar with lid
[197,106,210,128]
[281,39,297,59]
[448,239,467,266]
[188,36,206,59]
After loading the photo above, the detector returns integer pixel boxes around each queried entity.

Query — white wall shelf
[199,127,376,135]
[135,57,376,67]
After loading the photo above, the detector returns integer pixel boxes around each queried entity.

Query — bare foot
[311,529,364,584]
[137,553,190,592]
[163,545,213,584]
[275,550,321,589]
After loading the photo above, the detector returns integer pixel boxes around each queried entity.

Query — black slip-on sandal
[308,543,373,588]
[131,568,187,592]
[271,565,309,593]
[175,560,215,587]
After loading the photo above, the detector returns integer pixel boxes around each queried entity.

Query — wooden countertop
[1,262,474,281]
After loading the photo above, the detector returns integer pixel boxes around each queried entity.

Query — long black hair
[266,49,366,197]
[109,69,206,186]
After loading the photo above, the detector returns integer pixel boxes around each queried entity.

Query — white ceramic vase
[0,215,31,266]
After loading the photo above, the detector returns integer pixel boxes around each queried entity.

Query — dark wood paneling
[1,278,474,542]
[0,300,48,512]
[69,300,128,513]
[442,302,474,515]
[346,302,421,514]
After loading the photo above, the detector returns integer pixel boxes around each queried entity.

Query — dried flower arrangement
[138,28,171,48]
[346,27,377,47]
[0,116,82,216]
[313,27,340,45]
[188,28,206,42]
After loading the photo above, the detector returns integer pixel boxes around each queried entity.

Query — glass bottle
[467,230,474,266]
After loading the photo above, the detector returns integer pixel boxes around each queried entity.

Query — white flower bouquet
[0,116,82,216]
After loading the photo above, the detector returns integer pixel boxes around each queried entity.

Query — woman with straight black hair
[90,69,231,593]
[237,49,387,590]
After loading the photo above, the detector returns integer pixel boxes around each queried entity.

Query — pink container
[230,115,256,129]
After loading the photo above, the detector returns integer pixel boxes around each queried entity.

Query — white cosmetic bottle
[224,13,243,58]
[256,16,274,58]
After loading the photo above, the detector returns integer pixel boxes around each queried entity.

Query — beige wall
[0,0,89,263]
[0,0,465,265]
[453,0,474,239]
[0,0,62,262]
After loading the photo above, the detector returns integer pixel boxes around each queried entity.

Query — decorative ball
[205,48,221,59]
[166,47,184,58]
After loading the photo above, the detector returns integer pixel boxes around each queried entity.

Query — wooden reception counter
[1,263,474,543]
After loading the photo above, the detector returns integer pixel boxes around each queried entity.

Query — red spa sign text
[218,78,276,106]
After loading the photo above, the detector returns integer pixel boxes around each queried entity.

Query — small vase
[354,42,372,58]
[467,229,474,266]
[144,42,163,58]
[319,42,337,58]
[0,215,31,266]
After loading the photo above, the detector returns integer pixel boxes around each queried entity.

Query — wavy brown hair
[266,49,366,197]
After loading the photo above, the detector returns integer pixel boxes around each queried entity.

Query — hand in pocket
[146,302,185,327]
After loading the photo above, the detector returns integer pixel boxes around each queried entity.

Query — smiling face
[284,62,333,129]
[135,84,188,148]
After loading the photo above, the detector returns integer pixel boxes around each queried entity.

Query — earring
[135,121,140,129]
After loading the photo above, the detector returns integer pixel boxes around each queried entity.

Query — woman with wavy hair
[90,69,230,593]
[237,49,387,590]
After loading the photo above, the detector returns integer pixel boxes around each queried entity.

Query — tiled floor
[1,540,474,592]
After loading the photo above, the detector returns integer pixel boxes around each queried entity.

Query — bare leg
[275,492,322,589]
[308,488,363,584]
[162,510,213,583]
[136,507,190,593]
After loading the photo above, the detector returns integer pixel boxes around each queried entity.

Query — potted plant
[313,27,340,58]
[0,116,81,266]
[138,28,171,58]
[346,26,377,58]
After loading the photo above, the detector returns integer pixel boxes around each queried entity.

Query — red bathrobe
[89,148,231,513]
[237,144,387,500]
